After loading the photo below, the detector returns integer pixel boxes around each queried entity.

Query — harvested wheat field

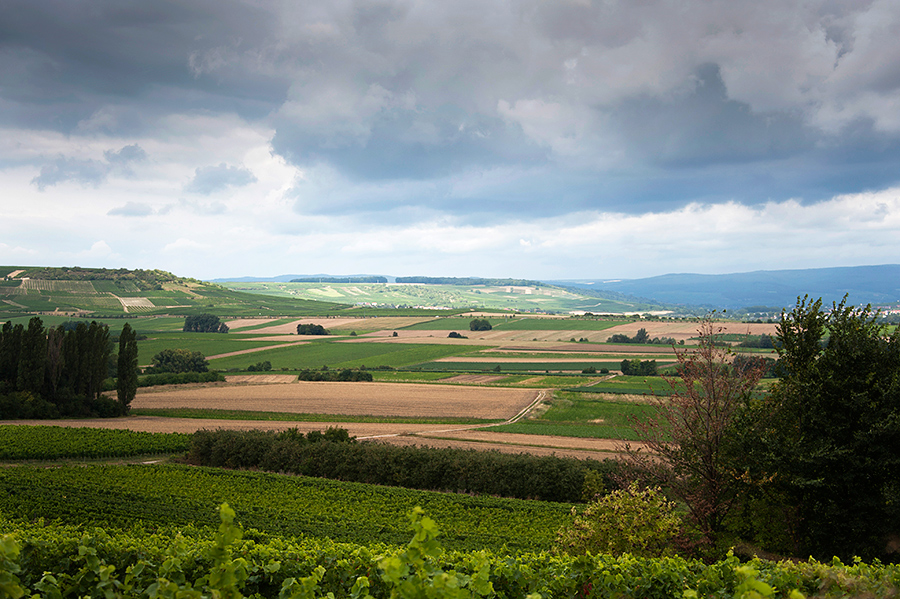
[132,381,537,420]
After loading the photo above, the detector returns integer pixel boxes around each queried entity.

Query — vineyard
[1,423,898,597]
[2,500,899,599]
[0,425,191,460]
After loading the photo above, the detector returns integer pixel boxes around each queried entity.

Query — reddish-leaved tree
[621,318,767,548]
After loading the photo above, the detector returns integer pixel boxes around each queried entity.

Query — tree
[733,296,900,561]
[85,321,110,401]
[0,321,23,391]
[149,348,209,373]
[16,317,46,395]
[469,319,492,331]
[184,314,229,333]
[296,323,328,335]
[116,323,139,414]
[622,317,766,549]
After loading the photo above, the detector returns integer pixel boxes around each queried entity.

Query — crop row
[2,502,897,599]
[0,464,570,553]
[0,425,191,460]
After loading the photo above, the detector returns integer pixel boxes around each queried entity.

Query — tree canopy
[731,296,900,562]
[468,319,492,331]
[148,348,209,374]
[183,314,229,333]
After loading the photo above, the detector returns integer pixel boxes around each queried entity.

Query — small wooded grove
[0,317,137,418]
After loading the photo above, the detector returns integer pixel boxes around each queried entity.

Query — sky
[2,0,900,281]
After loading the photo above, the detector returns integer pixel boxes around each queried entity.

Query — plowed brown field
[132,381,536,420]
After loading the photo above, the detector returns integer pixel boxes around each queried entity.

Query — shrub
[469,319,492,331]
[297,323,328,335]
[556,482,682,558]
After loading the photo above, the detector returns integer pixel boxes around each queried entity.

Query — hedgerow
[187,428,621,503]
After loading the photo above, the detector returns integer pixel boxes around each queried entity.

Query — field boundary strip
[355,389,548,440]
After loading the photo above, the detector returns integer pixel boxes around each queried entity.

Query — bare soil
[223,375,298,384]
[132,381,536,420]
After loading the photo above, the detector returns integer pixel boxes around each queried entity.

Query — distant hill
[211,274,392,283]
[552,264,900,310]
[0,266,347,317]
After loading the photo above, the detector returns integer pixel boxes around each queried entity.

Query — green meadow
[208,341,487,370]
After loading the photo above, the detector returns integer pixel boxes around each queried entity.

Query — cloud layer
[2,0,899,280]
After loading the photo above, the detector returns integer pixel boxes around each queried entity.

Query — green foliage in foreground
[0,426,191,461]
[557,483,683,559]
[0,464,570,553]
[3,502,898,599]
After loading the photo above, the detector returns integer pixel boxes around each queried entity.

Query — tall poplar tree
[116,323,139,414]
[16,317,46,395]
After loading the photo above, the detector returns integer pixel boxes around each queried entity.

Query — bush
[469,319,492,331]
[297,323,328,335]
[247,361,272,372]
[297,369,373,382]
[183,314,228,333]
[147,349,209,374]
[557,482,683,558]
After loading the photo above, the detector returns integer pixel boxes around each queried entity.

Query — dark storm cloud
[5,0,900,217]
[185,163,257,194]
[272,105,547,181]
[0,0,286,132]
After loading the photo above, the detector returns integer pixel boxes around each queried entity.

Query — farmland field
[207,340,486,370]
[131,381,538,420]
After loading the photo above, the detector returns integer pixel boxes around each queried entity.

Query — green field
[208,341,487,370]
[491,391,659,440]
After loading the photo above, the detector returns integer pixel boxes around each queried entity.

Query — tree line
[290,276,388,283]
[0,317,137,418]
